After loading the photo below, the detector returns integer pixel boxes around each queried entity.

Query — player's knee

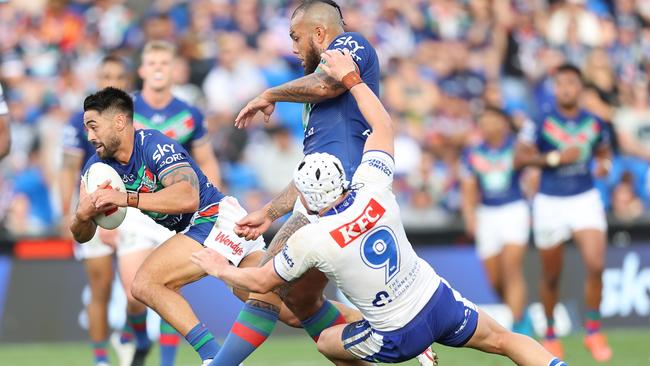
[283,292,324,319]
[585,257,604,277]
[131,270,153,305]
[315,329,336,357]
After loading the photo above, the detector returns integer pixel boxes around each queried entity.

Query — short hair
[100,54,130,71]
[292,0,346,26]
[481,106,515,131]
[142,40,176,57]
[555,63,583,82]
[84,87,134,121]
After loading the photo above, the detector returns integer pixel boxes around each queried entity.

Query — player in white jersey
[191,49,567,366]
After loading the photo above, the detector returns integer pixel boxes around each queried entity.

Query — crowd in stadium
[2,0,650,237]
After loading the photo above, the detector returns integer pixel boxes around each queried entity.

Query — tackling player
[71,87,308,366]
[460,107,531,335]
[61,56,171,366]
[218,2,424,365]
[514,64,612,361]
[192,49,567,366]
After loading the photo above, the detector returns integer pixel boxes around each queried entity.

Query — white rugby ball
[83,162,127,230]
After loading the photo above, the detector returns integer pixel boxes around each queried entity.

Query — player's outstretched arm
[234,70,346,128]
[191,248,285,293]
[319,49,394,156]
[235,182,299,241]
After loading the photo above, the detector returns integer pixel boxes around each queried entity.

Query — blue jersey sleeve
[459,149,476,179]
[595,118,612,149]
[518,118,541,148]
[189,106,207,145]
[63,112,88,153]
[141,130,194,182]
[327,32,376,78]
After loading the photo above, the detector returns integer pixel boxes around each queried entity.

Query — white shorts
[202,196,266,267]
[532,188,607,249]
[74,208,172,260]
[118,208,174,256]
[74,231,114,260]
[476,200,530,259]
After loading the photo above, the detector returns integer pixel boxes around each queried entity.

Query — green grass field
[0,329,647,366]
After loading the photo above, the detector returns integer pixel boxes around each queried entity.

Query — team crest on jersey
[330,199,386,248]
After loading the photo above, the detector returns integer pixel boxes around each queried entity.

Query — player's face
[290,16,322,75]
[98,61,129,90]
[84,110,122,159]
[139,50,174,92]
[554,71,583,109]
[478,111,508,141]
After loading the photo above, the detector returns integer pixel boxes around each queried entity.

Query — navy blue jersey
[132,92,207,153]
[519,108,610,196]
[461,135,523,206]
[302,32,380,180]
[63,111,97,175]
[82,129,224,232]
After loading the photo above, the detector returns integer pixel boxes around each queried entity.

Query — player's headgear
[293,152,348,212]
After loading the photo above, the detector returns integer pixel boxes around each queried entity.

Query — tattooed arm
[235,71,347,128]
[235,181,300,240]
[137,165,200,213]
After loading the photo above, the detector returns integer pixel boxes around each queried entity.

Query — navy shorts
[342,279,479,363]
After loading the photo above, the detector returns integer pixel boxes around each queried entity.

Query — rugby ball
[83,162,127,229]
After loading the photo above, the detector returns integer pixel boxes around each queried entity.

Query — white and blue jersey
[461,135,523,206]
[274,150,478,362]
[303,32,380,179]
[519,108,610,196]
[82,129,224,239]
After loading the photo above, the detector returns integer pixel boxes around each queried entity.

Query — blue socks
[185,323,221,361]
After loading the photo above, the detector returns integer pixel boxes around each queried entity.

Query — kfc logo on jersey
[333,36,365,62]
[330,199,386,248]
[152,143,176,163]
[214,231,244,257]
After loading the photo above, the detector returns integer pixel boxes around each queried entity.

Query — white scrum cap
[293,152,348,212]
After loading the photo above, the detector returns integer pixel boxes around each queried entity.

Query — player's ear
[114,113,127,131]
[137,64,146,80]
[314,25,326,44]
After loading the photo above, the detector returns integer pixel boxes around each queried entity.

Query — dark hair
[292,0,346,26]
[481,106,515,131]
[83,87,133,121]
[101,54,126,66]
[555,63,583,82]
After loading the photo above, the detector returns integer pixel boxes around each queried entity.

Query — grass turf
[0,329,646,365]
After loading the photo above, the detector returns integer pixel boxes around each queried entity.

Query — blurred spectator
[6,138,54,236]
[4,0,650,236]
[245,125,302,195]
[202,32,267,124]
[611,171,645,221]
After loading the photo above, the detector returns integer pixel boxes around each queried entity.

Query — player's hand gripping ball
[83,162,127,229]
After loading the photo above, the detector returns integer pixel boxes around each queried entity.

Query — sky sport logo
[330,199,385,248]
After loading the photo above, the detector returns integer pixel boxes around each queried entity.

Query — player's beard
[303,40,321,75]
[96,134,121,159]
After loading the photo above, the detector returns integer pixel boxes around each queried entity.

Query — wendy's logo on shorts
[214,231,244,256]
